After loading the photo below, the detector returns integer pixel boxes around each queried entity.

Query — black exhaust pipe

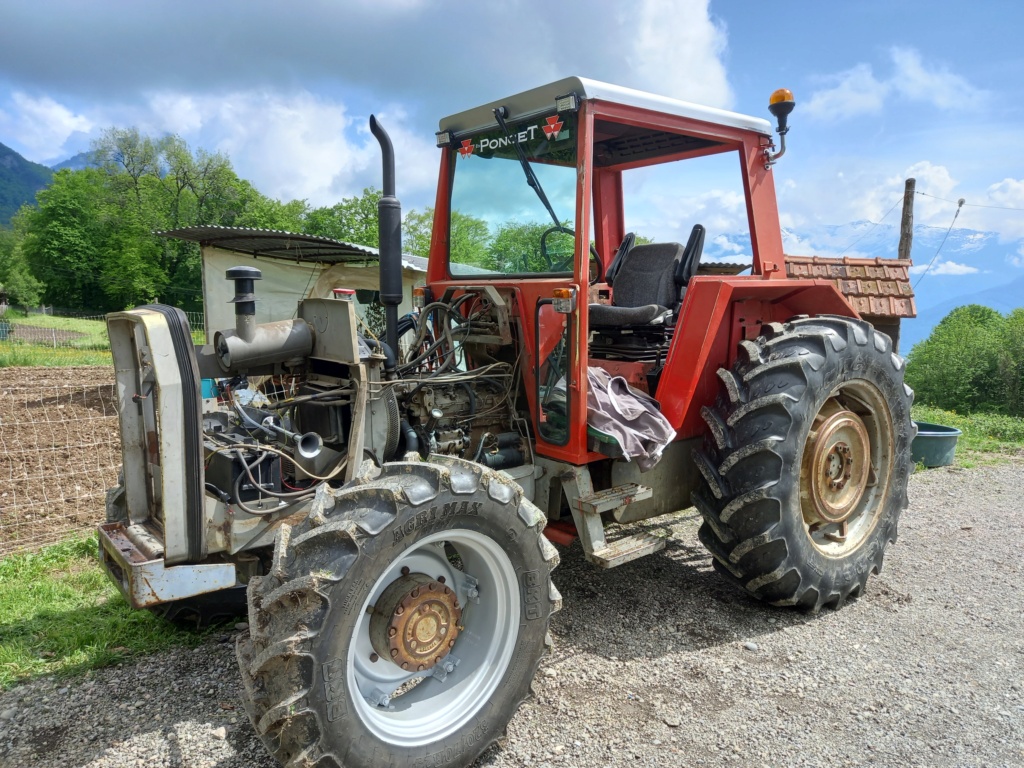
[369,115,402,356]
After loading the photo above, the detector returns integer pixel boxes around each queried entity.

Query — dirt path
[1,461,1022,768]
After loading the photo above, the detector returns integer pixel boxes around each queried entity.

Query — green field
[0,537,208,689]
[912,404,1024,459]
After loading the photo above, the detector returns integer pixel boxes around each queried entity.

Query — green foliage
[906,305,1007,413]
[489,220,572,272]
[0,535,206,688]
[6,127,318,314]
[0,216,43,306]
[912,404,1024,456]
[1000,308,1024,416]
[404,207,492,268]
[305,188,382,246]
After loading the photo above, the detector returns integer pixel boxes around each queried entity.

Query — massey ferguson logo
[543,115,564,140]
[458,139,474,158]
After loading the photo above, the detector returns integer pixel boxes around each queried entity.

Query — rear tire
[692,316,913,611]
[236,457,560,768]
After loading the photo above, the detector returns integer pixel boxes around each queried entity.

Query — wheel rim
[347,529,520,747]
[800,380,894,557]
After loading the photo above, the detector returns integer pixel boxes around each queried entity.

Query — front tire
[237,457,560,768]
[693,316,913,611]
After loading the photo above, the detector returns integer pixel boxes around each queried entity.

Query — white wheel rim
[347,529,520,747]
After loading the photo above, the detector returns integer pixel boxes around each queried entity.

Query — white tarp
[201,246,423,341]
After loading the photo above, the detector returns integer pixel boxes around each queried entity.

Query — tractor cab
[426,77,802,466]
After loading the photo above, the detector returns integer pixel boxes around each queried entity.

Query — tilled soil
[0,366,119,556]
[1,462,1022,768]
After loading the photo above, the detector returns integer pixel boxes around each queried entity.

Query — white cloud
[0,88,439,208]
[1010,246,1024,268]
[0,92,92,160]
[805,64,889,122]
[628,0,733,108]
[805,48,985,123]
[889,48,986,109]
[909,260,979,276]
[147,93,203,135]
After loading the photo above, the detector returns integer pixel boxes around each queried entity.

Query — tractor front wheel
[236,457,560,768]
[693,316,914,611]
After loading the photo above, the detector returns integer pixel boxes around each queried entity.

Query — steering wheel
[541,225,605,283]
[541,225,574,271]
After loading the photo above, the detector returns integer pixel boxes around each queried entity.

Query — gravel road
[1,461,1022,768]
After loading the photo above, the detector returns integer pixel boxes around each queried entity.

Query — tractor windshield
[448,110,578,277]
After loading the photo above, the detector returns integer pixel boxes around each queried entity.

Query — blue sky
[0,0,1021,307]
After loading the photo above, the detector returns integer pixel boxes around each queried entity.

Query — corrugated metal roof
[156,226,428,272]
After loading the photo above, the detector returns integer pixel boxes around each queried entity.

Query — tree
[404,208,492,268]
[0,214,42,307]
[20,168,109,310]
[489,220,572,273]
[999,308,1024,416]
[905,305,1006,413]
[305,188,382,246]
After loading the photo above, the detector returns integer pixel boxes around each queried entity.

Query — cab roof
[438,76,773,138]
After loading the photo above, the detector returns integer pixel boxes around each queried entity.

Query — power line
[915,190,1024,213]
[912,198,965,289]
[836,195,905,257]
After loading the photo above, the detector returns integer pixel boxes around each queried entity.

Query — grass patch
[912,404,1024,457]
[1,309,110,349]
[0,536,207,689]
[0,344,113,367]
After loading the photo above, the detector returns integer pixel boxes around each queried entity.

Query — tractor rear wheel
[236,457,560,768]
[692,316,914,611]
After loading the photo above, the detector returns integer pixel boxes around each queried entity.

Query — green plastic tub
[911,421,962,468]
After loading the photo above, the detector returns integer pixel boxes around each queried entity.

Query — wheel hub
[369,573,462,672]
[802,408,871,527]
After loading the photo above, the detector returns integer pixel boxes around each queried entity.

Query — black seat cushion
[608,242,684,310]
[589,303,668,327]
[590,241,683,329]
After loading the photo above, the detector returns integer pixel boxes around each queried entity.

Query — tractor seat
[589,225,705,329]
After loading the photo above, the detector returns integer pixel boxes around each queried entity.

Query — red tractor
[100,77,914,768]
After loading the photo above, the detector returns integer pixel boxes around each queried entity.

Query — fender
[655,275,859,437]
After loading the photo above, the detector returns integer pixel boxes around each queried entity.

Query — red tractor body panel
[427,83,894,465]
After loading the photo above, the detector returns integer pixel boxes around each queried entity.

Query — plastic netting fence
[0,366,120,556]
[0,310,204,556]
[0,310,205,367]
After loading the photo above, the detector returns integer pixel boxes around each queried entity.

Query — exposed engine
[190,266,524,521]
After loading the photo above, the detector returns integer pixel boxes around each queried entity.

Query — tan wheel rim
[800,381,894,557]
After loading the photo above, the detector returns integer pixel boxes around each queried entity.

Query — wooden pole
[897,177,916,261]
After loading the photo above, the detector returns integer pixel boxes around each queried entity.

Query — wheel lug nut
[418,664,425,671]
[401,662,409,670]
[448,640,455,648]
[395,606,404,615]
[390,649,399,658]
[388,627,397,637]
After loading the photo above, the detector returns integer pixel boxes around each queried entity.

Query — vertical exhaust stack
[227,265,262,342]
[370,115,402,355]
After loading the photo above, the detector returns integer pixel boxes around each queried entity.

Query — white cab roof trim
[439,76,773,137]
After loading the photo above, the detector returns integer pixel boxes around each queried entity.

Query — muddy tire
[692,316,914,611]
[236,457,560,768]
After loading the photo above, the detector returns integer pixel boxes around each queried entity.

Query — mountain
[51,151,97,172]
[780,221,1024,351]
[0,142,53,225]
